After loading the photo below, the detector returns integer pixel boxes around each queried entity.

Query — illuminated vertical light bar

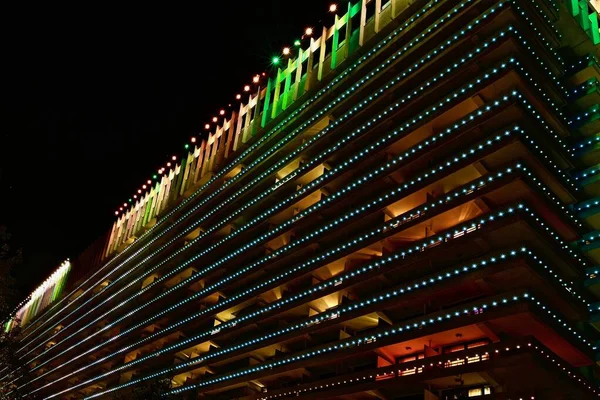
[283,58,293,110]
[568,0,600,45]
[331,14,340,69]
[261,77,273,128]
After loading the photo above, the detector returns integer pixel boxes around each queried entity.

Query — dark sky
[1,1,333,297]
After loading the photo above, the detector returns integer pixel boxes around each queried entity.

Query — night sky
[1,1,333,297]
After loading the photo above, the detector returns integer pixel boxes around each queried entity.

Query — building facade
[3,0,600,398]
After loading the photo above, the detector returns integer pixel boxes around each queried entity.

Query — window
[365,0,376,22]
[338,25,347,48]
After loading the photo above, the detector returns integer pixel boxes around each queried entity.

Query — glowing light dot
[282,47,290,55]
[204,124,210,130]
[294,39,301,47]
[244,85,251,92]
[219,109,225,116]
[142,185,147,189]
[137,190,142,194]
[191,137,196,143]
[147,180,152,184]
[172,156,177,161]
[167,162,171,167]
[253,75,260,83]
[236,94,242,100]
[272,56,280,65]
[115,211,119,215]
[329,4,337,12]
[305,27,313,36]
[212,117,218,122]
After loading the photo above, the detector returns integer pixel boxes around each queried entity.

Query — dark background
[1,1,333,296]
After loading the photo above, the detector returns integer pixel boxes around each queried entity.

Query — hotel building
[3,0,600,398]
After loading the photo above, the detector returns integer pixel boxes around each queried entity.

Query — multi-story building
[3,0,600,398]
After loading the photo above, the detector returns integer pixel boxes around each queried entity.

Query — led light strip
[576,231,600,247]
[569,78,599,97]
[19,21,530,367]
[17,0,443,344]
[37,122,584,396]
[527,0,562,40]
[577,197,600,212]
[566,53,599,73]
[568,105,599,126]
[262,342,599,399]
[510,2,565,95]
[573,134,600,154]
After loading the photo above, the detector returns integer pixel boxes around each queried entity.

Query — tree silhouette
[0,226,28,399]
